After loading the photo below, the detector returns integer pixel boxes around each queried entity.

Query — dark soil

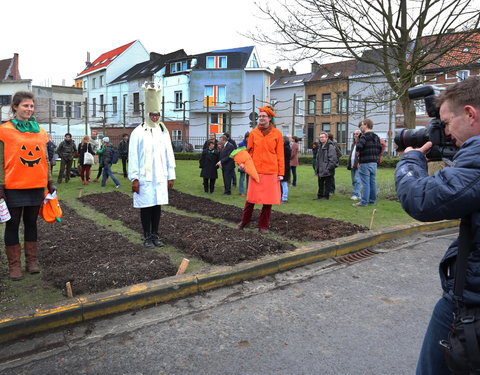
[78,192,296,266]
[38,204,177,296]
[168,189,367,241]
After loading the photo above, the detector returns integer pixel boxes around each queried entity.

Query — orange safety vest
[0,121,48,189]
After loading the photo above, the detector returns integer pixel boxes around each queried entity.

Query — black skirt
[5,188,44,208]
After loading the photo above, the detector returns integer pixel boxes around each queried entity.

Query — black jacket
[356,131,382,164]
[200,149,219,179]
[118,139,129,157]
[219,142,235,171]
[78,143,95,166]
[283,142,291,182]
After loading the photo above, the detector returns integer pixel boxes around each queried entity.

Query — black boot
[143,233,154,248]
[151,233,165,247]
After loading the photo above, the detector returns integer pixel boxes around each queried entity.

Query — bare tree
[249,0,480,127]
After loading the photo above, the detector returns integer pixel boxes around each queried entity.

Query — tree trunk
[398,94,416,129]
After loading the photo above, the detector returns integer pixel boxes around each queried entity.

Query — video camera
[394,85,458,161]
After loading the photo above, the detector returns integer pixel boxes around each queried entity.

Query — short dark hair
[292,136,299,142]
[207,140,215,146]
[437,76,480,113]
[11,91,34,114]
[122,133,129,137]
[223,132,231,139]
[65,133,72,137]
[359,118,374,129]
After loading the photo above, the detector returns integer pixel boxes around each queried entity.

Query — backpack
[111,147,119,164]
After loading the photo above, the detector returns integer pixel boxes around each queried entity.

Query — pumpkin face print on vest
[20,144,42,167]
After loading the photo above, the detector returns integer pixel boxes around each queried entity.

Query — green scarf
[11,117,40,133]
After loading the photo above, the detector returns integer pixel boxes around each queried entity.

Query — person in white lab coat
[128,86,176,248]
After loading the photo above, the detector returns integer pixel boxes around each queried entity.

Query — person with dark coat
[47,134,56,174]
[118,133,129,178]
[347,130,361,201]
[312,141,319,171]
[199,140,219,193]
[314,132,337,200]
[101,137,120,188]
[281,136,291,202]
[216,134,235,195]
[78,135,95,185]
[203,132,218,150]
[223,132,237,187]
[56,132,77,183]
[395,76,480,375]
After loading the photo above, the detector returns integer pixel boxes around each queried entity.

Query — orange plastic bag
[39,190,62,223]
[230,148,260,183]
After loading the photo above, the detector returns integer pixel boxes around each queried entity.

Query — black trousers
[57,158,73,182]
[222,168,234,194]
[317,175,333,199]
[140,205,161,235]
[5,206,40,246]
[121,156,128,177]
[203,178,216,193]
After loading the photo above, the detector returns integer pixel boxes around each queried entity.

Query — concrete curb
[0,219,459,343]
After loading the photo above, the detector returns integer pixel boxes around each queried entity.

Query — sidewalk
[0,219,458,344]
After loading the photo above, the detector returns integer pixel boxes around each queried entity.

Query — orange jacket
[0,121,49,189]
[247,127,285,175]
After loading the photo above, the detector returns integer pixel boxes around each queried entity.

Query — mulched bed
[168,189,367,241]
[78,192,296,266]
[38,204,177,296]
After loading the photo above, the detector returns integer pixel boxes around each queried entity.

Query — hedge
[174,152,400,168]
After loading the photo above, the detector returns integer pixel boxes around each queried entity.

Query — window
[206,56,227,69]
[170,61,188,73]
[0,95,11,106]
[112,96,118,115]
[133,93,140,113]
[209,113,226,134]
[457,70,470,81]
[174,91,183,109]
[336,92,347,114]
[248,53,259,68]
[99,95,104,110]
[123,95,127,116]
[100,75,104,86]
[83,80,87,89]
[307,95,316,115]
[74,102,82,119]
[322,93,331,114]
[336,122,347,144]
[295,96,303,115]
[92,98,96,117]
[321,122,331,132]
[204,85,226,106]
[172,130,182,141]
[350,95,362,113]
[65,101,72,118]
[92,78,96,89]
[56,101,64,117]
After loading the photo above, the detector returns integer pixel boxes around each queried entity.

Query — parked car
[172,140,194,152]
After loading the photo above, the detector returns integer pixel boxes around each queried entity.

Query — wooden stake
[66,281,73,298]
[176,258,190,275]
[369,209,377,230]
[78,189,83,198]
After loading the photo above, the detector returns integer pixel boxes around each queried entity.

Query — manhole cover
[334,249,378,264]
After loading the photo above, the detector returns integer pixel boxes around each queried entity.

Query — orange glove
[132,179,140,194]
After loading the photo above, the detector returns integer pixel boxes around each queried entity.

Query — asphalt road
[0,227,457,375]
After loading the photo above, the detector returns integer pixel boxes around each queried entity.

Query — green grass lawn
[0,159,415,316]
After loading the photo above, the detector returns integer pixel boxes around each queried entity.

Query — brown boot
[24,241,40,274]
[5,244,23,280]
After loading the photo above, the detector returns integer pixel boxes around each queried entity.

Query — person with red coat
[237,105,284,234]
[0,91,55,280]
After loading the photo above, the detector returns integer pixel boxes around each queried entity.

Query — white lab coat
[128,123,176,208]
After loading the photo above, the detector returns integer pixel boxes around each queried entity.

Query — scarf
[258,123,273,136]
[11,117,40,133]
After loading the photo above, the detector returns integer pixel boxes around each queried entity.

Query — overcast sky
[2,0,310,86]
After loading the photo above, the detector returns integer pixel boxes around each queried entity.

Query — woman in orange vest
[237,105,284,233]
[0,91,55,280]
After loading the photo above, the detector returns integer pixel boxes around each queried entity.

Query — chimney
[311,61,320,73]
[85,52,92,69]
[9,53,21,80]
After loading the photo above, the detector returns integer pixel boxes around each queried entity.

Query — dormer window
[206,56,227,69]
[170,61,188,73]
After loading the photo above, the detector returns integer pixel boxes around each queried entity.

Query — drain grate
[334,249,378,264]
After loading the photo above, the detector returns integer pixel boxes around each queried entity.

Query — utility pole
[66,102,71,134]
[252,95,255,125]
[102,104,106,134]
[292,93,297,136]
[206,96,210,138]
[182,100,187,141]
[161,95,165,123]
[228,101,233,135]
[140,102,145,124]
[48,98,52,134]
[84,98,89,135]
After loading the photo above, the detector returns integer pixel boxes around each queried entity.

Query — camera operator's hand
[404,141,433,156]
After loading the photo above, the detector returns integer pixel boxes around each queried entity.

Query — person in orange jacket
[0,91,56,280]
[237,105,284,234]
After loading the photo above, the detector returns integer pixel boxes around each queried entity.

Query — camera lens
[394,128,430,151]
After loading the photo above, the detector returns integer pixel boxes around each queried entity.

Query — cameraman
[395,76,480,375]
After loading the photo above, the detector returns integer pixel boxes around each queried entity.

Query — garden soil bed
[78,192,296,266]
[37,204,177,296]
[168,189,367,241]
